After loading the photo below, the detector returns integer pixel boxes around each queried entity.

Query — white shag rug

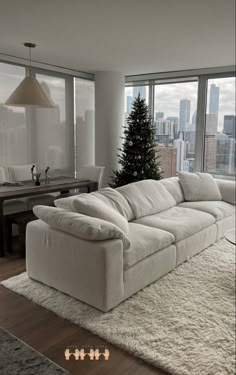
[1,239,235,375]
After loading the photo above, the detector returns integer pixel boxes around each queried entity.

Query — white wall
[95,71,124,186]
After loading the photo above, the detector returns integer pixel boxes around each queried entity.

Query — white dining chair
[78,165,105,190]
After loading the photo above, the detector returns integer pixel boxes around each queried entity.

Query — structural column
[95,71,125,186]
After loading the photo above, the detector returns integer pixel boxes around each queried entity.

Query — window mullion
[194,76,207,172]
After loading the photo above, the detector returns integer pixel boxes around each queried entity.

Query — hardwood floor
[0,256,168,375]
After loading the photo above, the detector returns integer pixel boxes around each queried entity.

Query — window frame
[0,59,95,176]
[125,67,235,178]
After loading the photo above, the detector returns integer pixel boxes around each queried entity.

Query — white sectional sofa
[26,174,235,312]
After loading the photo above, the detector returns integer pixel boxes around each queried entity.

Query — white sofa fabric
[33,205,130,250]
[179,200,235,221]
[27,175,235,312]
[178,172,222,201]
[72,193,129,235]
[117,179,176,219]
[133,206,215,242]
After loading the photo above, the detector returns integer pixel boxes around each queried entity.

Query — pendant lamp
[5,43,55,108]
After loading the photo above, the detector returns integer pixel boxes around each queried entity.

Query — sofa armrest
[215,179,235,205]
[26,220,124,311]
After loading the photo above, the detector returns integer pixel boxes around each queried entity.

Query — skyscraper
[174,136,185,172]
[156,145,177,178]
[204,114,217,172]
[223,115,236,138]
[179,99,190,131]
[209,84,220,114]
[155,112,164,120]
[133,86,147,100]
[126,96,133,113]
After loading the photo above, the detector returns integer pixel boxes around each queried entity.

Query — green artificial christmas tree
[111,94,161,187]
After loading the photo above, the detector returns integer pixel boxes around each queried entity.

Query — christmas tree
[111,94,161,187]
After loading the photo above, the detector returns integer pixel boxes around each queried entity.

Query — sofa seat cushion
[117,179,176,219]
[33,206,130,250]
[178,201,235,221]
[133,206,215,242]
[124,223,175,269]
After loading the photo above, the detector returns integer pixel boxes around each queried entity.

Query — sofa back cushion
[117,179,176,219]
[33,205,130,250]
[72,194,129,235]
[178,172,222,201]
[160,177,184,203]
[55,187,134,221]
[54,195,77,211]
[94,188,133,221]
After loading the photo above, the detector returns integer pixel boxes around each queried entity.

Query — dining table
[0,176,98,257]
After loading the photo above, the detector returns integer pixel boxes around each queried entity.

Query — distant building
[192,110,197,125]
[156,145,176,178]
[174,137,185,172]
[204,114,217,172]
[156,112,164,120]
[206,113,218,135]
[179,99,190,132]
[223,115,236,138]
[167,116,179,135]
[216,133,235,175]
[156,118,175,143]
[209,84,220,115]
[126,96,133,113]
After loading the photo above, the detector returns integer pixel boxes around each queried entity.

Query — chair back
[8,164,36,182]
[78,165,105,189]
[0,167,6,183]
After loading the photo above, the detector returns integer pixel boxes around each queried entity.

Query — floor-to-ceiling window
[0,63,27,165]
[125,85,149,116]
[75,78,95,174]
[0,60,94,176]
[154,80,198,177]
[125,69,235,179]
[204,77,235,178]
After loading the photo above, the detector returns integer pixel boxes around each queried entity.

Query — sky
[125,77,235,131]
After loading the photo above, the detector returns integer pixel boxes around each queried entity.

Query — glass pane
[0,63,28,165]
[75,78,95,173]
[125,86,149,116]
[154,81,198,177]
[33,73,73,175]
[204,77,235,178]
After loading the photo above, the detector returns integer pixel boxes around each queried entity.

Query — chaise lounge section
[26,174,235,312]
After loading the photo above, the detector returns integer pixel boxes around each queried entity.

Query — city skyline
[125,77,235,131]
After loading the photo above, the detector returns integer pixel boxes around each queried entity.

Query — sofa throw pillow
[94,188,134,221]
[54,195,77,211]
[117,179,176,219]
[72,194,129,235]
[178,172,222,201]
[33,206,130,250]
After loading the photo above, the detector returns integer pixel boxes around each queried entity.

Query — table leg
[0,201,5,257]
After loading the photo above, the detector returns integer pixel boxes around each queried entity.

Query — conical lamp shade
[5,76,56,108]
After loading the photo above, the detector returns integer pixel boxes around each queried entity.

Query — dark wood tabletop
[0,177,97,201]
[0,177,98,257]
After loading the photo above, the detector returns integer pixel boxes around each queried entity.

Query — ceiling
[0,0,235,75]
